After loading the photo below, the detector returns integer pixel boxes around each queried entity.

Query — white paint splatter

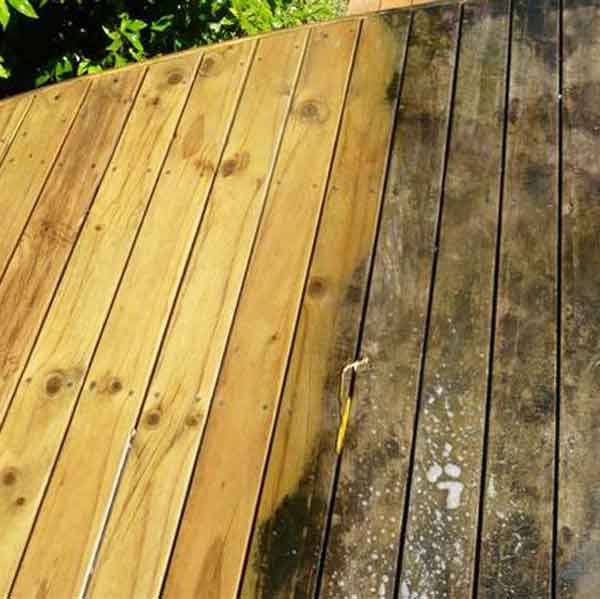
[488,477,496,498]
[437,480,464,510]
[444,463,461,478]
[400,581,410,599]
[426,463,443,483]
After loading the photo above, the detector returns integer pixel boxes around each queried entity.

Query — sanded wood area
[0,0,597,597]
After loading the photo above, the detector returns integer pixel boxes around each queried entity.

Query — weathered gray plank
[558,0,600,596]
[477,0,559,596]
[397,0,509,597]
[319,6,460,598]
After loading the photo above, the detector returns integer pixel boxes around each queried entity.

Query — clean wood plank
[397,1,510,597]
[558,0,600,596]
[0,56,199,597]
[9,45,253,599]
[347,0,381,15]
[380,0,413,10]
[85,30,307,598]
[162,21,358,599]
[0,81,89,289]
[319,6,459,598]
[477,0,559,596]
[240,13,410,599]
[0,69,143,596]
[0,94,31,166]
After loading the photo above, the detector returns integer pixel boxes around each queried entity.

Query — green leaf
[0,0,10,29]
[7,0,37,19]
[151,15,174,32]
[35,71,51,86]
[0,56,9,79]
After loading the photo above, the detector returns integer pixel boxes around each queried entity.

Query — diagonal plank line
[394,3,463,591]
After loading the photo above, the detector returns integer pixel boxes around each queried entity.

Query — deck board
[477,0,559,595]
[558,0,600,596]
[0,1,598,597]
[162,22,359,597]
[85,30,307,598]
[397,1,509,595]
[7,54,204,597]
[8,44,252,598]
[319,5,460,598]
[240,13,410,599]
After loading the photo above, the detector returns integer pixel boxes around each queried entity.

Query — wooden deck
[0,0,598,596]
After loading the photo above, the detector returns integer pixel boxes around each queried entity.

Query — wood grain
[3,55,200,598]
[8,46,252,598]
[397,1,509,597]
[239,13,410,599]
[162,21,358,599]
[557,0,600,596]
[477,0,559,596]
[0,69,144,597]
[85,30,307,599]
[0,81,88,289]
[0,94,31,167]
[319,6,459,598]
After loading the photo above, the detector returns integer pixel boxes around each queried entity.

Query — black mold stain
[254,464,328,599]
[386,70,401,105]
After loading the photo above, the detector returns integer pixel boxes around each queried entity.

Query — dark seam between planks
[5,68,148,596]
[76,52,206,597]
[471,0,513,595]
[225,26,315,595]
[0,81,91,323]
[52,42,259,597]
[311,12,414,598]
[551,0,564,595]
[234,22,364,598]
[393,3,463,594]
[0,83,93,432]
[0,94,34,167]
[156,34,302,596]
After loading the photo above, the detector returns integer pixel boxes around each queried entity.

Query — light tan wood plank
[8,45,253,599]
[162,21,359,599]
[558,0,600,596]
[319,6,460,598]
[0,94,31,166]
[0,69,144,596]
[0,81,89,392]
[347,0,381,15]
[240,13,410,599]
[85,30,307,598]
[0,55,198,597]
[397,1,510,597]
[478,0,559,596]
[380,0,413,10]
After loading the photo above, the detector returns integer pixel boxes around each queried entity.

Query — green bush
[0,0,342,97]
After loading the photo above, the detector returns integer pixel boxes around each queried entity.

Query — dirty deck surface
[0,0,598,597]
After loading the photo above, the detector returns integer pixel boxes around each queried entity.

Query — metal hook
[336,356,369,454]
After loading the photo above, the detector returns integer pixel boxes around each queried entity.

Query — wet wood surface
[0,0,596,596]
[558,0,600,597]
[478,0,559,596]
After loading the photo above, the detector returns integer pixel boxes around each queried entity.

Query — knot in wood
[145,409,162,428]
[168,71,183,85]
[2,467,18,487]
[298,99,328,123]
[221,151,250,177]
[199,55,220,77]
[308,277,327,299]
[109,378,123,395]
[45,372,65,396]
